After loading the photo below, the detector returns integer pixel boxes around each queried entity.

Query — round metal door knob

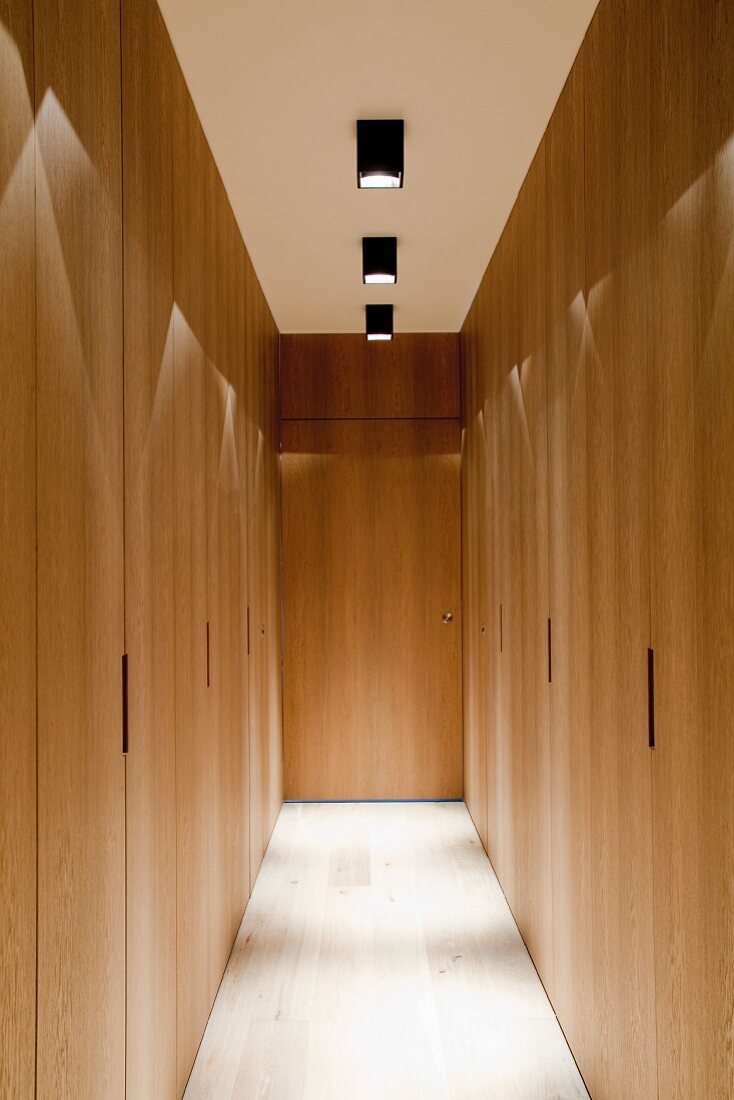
[442,612,454,624]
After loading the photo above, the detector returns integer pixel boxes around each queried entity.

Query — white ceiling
[156,0,599,333]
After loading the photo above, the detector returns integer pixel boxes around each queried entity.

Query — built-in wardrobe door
[233,235,251,912]
[34,0,126,1093]
[245,250,266,882]
[204,163,247,994]
[0,1,36,1094]
[514,144,553,993]
[262,305,282,849]
[482,262,502,872]
[461,295,488,850]
[583,5,657,1097]
[173,72,211,1095]
[545,59,595,1088]
[121,0,177,1094]
[650,3,734,1096]
[493,213,520,910]
[246,256,282,879]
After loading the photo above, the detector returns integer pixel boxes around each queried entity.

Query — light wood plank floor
[185,802,589,1099]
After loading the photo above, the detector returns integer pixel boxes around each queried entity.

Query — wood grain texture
[282,419,462,801]
[493,213,520,914]
[184,803,589,1100]
[246,250,266,882]
[544,59,596,1088]
[650,2,734,1097]
[204,161,249,997]
[461,296,488,850]
[34,0,126,1093]
[121,0,177,1094]
[246,254,283,883]
[280,333,460,420]
[262,304,283,847]
[480,259,501,877]
[514,143,553,994]
[0,2,36,1094]
[173,72,212,1095]
[583,4,657,1096]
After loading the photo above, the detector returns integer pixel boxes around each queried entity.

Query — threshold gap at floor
[184,801,589,1099]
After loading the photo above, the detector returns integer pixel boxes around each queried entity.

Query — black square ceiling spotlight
[357,119,404,189]
[365,304,393,341]
[362,237,398,284]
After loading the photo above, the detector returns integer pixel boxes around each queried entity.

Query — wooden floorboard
[185,802,589,1100]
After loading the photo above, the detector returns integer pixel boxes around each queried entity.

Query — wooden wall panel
[481,261,501,872]
[34,0,126,1093]
[121,0,177,1094]
[583,4,657,1096]
[493,215,520,911]
[246,252,266,881]
[544,60,596,1086]
[204,151,230,1001]
[514,144,553,992]
[233,236,251,913]
[173,74,211,1094]
[246,256,282,881]
[0,2,36,1094]
[650,2,734,1097]
[461,298,488,849]
[282,419,462,801]
[281,333,460,419]
[263,305,283,845]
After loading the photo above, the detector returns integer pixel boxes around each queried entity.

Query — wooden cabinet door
[650,3,734,1097]
[121,0,177,1094]
[173,74,211,1095]
[0,1,36,1094]
[461,300,488,849]
[515,144,553,993]
[246,259,282,881]
[494,216,520,910]
[546,59,596,1088]
[582,5,658,1097]
[34,0,126,1093]
[282,419,462,801]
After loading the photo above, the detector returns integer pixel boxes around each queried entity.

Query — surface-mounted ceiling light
[366,304,393,341]
[357,120,404,189]
[363,237,397,285]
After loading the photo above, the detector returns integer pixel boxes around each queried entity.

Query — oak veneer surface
[481,259,502,876]
[246,250,266,882]
[121,0,177,1094]
[461,298,488,850]
[234,234,252,912]
[263,305,283,848]
[282,419,462,801]
[514,143,553,994]
[173,73,212,1095]
[184,803,589,1100]
[0,1,36,1095]
[34,0,126,1093]
[650,2,734,1097]
[583,5,657,1097]
[494,214,520,914]
[205,153,232,1002]
[280,333,460,419]
[246,253,282,882]
[544,59,596,1087]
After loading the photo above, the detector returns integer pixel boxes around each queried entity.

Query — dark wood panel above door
[280,333,460,420]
